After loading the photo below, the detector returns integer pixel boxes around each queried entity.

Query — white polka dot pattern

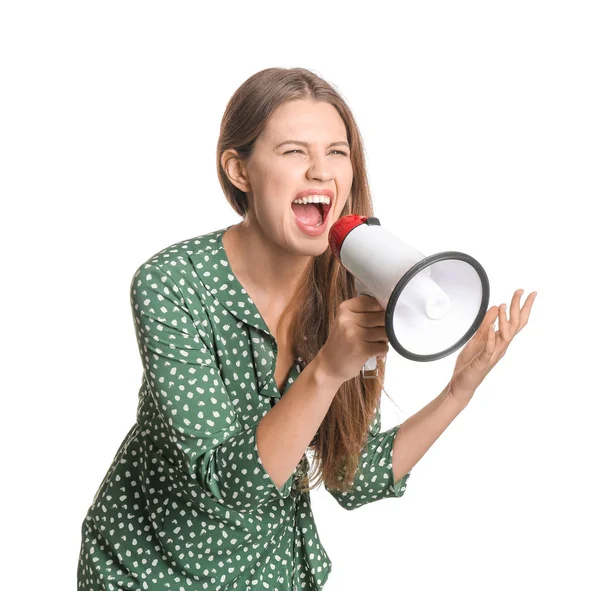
[77,225,410,590]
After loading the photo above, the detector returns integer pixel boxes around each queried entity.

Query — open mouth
[291,200,332,227]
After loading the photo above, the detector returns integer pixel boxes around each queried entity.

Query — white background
[2,1,598,589]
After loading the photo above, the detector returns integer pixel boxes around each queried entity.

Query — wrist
[311,351,345,393]
[445,382,473,411]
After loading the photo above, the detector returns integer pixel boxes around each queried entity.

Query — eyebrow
[275,140,350,149]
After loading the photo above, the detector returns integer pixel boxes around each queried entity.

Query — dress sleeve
[130,262,296,512]
[324,402,411,511]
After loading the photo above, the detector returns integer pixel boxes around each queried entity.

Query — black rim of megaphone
[385,251,490,362]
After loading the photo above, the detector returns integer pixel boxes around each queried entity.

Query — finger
[484,306,499,335]
[517,291,537,332]
[485,319,496,356]
[467,307,497,350]
[479,306,498,329]
[498,301,510,341]
[361,325,389,343]
[474,319,497,371]
[356,309,387,327]
[351,294,385,312]
[459,308,497,366]
[509,289,524,329]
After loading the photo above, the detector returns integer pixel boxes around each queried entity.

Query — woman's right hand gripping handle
[316,294,390,384]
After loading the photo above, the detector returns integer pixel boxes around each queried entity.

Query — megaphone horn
[328,215,490,377]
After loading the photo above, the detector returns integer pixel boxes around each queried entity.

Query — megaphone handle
[362,354,379,379]
[356,281,379,379]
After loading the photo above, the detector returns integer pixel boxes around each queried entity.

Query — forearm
[256,351,343,490]
[392,383,468,484]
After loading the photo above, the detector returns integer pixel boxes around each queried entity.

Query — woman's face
[233,98,353,254]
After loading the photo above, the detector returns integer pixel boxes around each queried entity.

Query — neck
[222,218,312,312]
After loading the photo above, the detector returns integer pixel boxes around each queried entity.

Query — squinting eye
[284,149,349,156]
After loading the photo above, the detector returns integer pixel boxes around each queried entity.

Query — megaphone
[328,215,490,378]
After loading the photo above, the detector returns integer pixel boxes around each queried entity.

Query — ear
[221,149,251,193]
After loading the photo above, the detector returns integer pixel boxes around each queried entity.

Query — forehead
[261,99,347,142]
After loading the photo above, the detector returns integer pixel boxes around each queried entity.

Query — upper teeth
[292,195,331,205]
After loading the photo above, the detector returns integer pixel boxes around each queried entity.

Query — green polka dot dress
[77,225,411,590]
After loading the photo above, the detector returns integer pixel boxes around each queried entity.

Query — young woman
[77,67,536,590]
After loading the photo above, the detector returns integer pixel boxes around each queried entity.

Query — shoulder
[128,227,232,328]
[131,226,228,281]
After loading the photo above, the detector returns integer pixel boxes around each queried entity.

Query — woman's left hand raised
[447,289,537,407]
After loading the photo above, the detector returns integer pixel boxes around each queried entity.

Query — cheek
[345,160,354,177]
[335,160,353,182]
[265,163,303,189]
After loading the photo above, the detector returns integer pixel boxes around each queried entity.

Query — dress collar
[187,225,301,399]
[188,224,272,336]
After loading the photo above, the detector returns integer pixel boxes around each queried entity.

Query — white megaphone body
[328,215,490,378]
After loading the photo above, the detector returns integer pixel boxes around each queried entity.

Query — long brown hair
[216,67,391,493]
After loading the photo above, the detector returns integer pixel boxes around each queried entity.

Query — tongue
[292,203,322,226]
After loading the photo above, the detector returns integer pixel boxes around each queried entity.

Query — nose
[307,154,333,182]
